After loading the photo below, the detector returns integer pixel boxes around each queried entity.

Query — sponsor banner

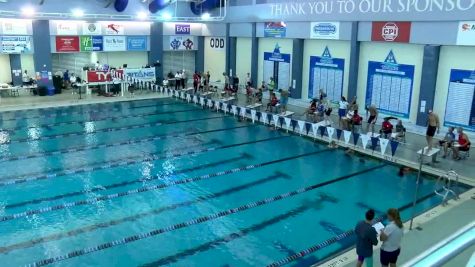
[1,36,32,54]
[208,37,225,50]
[371,22,411,43]
[105,23,125,35]
[82,23,102,35]
[264,22,287,38]
[80,36,103,52]
[55,36,80,52]
[2,20,28,35]
[175,24,191,35]
[56,21,78,35]
[310,22,340,39]
[169,36,195,50]
[127,36,147,51]
[87,70,124,83]
[124,68,156,81]
[103,36,126,51]
[456,21,475,45]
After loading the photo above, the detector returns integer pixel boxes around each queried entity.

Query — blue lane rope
[25,163,385,267]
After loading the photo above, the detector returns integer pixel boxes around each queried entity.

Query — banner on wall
[86,70,124,83]
[1,36,32,53]
[169,36,195,50]
[2,20,28,35]
[264,22,287,38]
[105,23,125,35]
[308,46,344,102]
[310,22,340,39]
[80,36,103,52]
[263,43,291,91]
[175,24,191,35]
[127,36,147,51]
[371,22,411,43]
[208,37,225,50]
[55,36,80,52]
[365,50,414,118]
[103,36,126,51]
[56,21,78,35]
[444,69,475,131]
[456,21,475,45]
[124,68,156,81]
[82,23,102,35]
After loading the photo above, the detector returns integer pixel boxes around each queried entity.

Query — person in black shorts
[426,110,440,152]
[366,105,378,133]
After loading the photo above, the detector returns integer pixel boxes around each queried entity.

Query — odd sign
[209,37,225,50]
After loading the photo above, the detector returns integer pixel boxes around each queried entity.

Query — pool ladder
[434,170,459,206]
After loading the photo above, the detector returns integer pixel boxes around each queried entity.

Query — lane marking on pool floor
[24,163,386,267]
[4,114,226,145]
[0,171,288,254]
[0,124,252,163]
[0,98,178,122]
[266,190,438,267]
[0,131,282,188]
[0,106,201,132]
[1,146,325,222]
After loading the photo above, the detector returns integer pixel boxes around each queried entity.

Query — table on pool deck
[0,85,37,100]
[85,81,127,96]
[417,147,441,165]
[246,103,263,110]
[220,96,236,103]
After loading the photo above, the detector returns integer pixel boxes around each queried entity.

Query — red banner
[86,70,124,83]
[371,22,411,43]
[55,36,80,52]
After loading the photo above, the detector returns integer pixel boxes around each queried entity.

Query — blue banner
[365,50,414,118]
[127,36,147,51]
[443,69,475,131]
[308,46,345,102]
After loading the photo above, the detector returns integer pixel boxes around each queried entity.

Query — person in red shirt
[452,127,471,160]
[380,117,393,138]
[266,93,279,112]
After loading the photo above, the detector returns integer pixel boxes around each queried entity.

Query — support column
[149,22,163,81]
[9,54,22,86]
[250,22,258,88]
[196,36,205,73]
[225,23,231,75]
[291,38,304,99]
[416,45,440,126]
[347,21,360,100]
[228,37,237,77]
[32,20,53,88]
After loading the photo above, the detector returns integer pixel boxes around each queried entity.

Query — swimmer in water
[328,141,338,149]
[398,166,412,177]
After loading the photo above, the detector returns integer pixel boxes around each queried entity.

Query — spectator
[266,93,279,112]
[260,81,267,91]
[22,70,31,85]
[452,127,471,160]
[394,120,406,141]
[380,117,394,138]
[380,208,404,267]
[306,99,317,122]
[255,88,263,103]
[439,127,455,158]
[426,110,440,152]
[319,89,327,103]
[204,71,210,91]
[223,72,230,91]
[268,77,275,95]
[338,96,349,127]
[245,72,252,87]
[355,209,378,267]
[352,110,363,133]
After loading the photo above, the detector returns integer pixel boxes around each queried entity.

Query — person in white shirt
[69,73,78,84]
[379,208,404,267]
[338,96,349,127]
[22,70,30,85]
[174,71,181,90]
[245,72,252,87]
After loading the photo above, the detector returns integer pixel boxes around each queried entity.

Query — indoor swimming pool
[0,98,469,267]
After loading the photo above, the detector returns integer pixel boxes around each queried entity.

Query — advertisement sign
[1,36,32,53]
[169,36,195,50]
[105,23,125,35]
[456,21,475,45]
[371,22,411,43]
[80,36,103,52]
[103,36,126,51]
[87,70,124,83]
[55,36,80,52]
[263,44,291,91]
[264,22,287,38]
[208,37,225,50]
[310,22,340,39]
[175,24,191,35]
[124,68,156,81]
[82,23,102,35]
[308,47,344,102]
[365,50,414,118]
[127,36,147,51]
[2,20,28,35]
[56,21,78,35]
[444,69,475,131]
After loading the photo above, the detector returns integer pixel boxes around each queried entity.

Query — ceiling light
[137,11,148,20]
[21,6,35,17]
[201,13,210,20]
[72,9,84,18]
[161,12,172,20]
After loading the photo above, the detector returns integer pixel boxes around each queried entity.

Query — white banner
[103,36,126,51]
[124,68,156,82]
[56,21,78,35]
[2,20,28,35]
[327,127,335,142]
[251,109,257,123]
[285,117,292,131]
[240,107,247,118]
[298,120,305,134]
[273,114,279,128]
[310,22,340,39]
[456,21,475,45]
[380,138,389,155]
[261,112,268,124]
[104,23,125,35]
[343,130,352,144]
[231,105,238,116]
[82,23,102,35]
[312,123,319,138]
[361,134,370,150]
[200,97,205,107]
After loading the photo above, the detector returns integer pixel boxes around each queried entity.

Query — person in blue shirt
[355,209,378,267]
[439,126,455,158]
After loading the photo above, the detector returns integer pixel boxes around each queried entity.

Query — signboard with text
[86,70,124,83]
[127,36,147,51]
[1,36,32,54]
[456,21,475,45]
[2,20,28,35]
[55,36,80,52]
[264,22,287,38]
[444,69,475,131]
[82,23,102,35]
[103,36,126,51]
[175,24,191,35]
[310,22,340,39]
[124,68,156,81]
[371,22,411,43]
[56,21,78,35]
[80,36,103,52]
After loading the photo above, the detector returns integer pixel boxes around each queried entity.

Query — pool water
[0,98,467,267]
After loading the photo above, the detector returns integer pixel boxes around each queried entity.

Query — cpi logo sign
[371,22,411,43]
[175,24,190,34]
[382,22,399,41]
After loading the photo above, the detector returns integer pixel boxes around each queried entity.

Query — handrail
[402,221,475,267]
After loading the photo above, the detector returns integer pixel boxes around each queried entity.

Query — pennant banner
[231,105,238,116]
[353,133,360,146]
[319,126,326,138]
[371,137,379,151]
[336,129,342,140]
[298,120,305,135]
[312,123,319,138]
[207,99,213,108]
[261,112,268,124]
[251,109,257,123]
[240,107,247,118]
[284,117,291,131]
[379,138,389,155]
[200,97,205,107]
[390,140,399,156]
[273,114,279,128]
[361,134,370,150]
[343,130,352,145]
[193,95,198,104]
[327,127,335,142]
[186,94,191,102]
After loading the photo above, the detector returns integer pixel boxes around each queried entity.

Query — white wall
[96,52,148,68]
[204,36,226,82]
[434,46,475,128]
[357,42,424,123]
[235,37,252,84]
[0,55,12,83]
[20,54,35,76]
[302,39,351,100]
[257,38,293,85]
